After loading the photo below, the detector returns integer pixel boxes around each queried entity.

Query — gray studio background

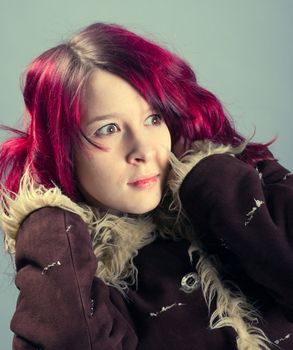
[1,0,292,347]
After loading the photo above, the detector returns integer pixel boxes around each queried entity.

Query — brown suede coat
[7,154,293,349]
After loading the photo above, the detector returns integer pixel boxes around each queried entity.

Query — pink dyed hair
[0,22,275,199]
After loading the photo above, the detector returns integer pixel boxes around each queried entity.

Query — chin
[129,208,153,215]
[125,201,161,215]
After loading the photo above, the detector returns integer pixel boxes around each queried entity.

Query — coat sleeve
[178,154,293,315]
[10,207,137,350]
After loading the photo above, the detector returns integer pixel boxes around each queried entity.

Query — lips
[128,174,159,188]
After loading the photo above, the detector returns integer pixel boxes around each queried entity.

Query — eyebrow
[87,108,154,126]
[87,113,119,126]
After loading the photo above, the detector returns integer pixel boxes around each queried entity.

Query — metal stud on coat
[180,272,200,293]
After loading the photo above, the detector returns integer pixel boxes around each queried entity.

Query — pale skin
[75,69,174,215]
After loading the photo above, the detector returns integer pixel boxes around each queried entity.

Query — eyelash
[94,114,163,137]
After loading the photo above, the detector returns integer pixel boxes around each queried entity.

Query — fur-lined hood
[0,140,273,349]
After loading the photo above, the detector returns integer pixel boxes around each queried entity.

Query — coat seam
[63,210,93,350]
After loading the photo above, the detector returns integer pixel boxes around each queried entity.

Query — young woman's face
[75,69,172,214]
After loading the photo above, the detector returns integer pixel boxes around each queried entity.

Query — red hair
[0,22,275,199]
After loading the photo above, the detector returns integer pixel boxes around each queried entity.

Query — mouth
[128,175,159,188]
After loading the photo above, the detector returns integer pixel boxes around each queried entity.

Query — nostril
[126,145,155,164]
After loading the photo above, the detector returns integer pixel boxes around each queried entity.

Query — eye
[95,123,120,136]
[144,114,163,126]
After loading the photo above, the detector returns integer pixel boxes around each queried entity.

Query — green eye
[144,114,162,126]
[95,123,120,136]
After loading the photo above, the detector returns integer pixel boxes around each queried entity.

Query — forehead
[82,69,150,118]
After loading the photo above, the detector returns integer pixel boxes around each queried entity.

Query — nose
[126,135,155,165]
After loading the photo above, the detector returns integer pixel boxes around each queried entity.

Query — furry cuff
[0,170,89,254]
[167,140,248,212]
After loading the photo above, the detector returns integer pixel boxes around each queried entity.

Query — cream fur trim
[167,140,273,349]
[197,253,273,349]
[88,207,156,294]
[0,169,89,254]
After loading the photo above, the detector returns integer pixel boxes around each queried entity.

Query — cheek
[158,133,171,173]
[76,149,119,190]
[164,125,172,150]
[155,124,171,152]
[75,154,109,201]
[161,128,172,175]
[161,127,172,159]
[75,150,99,184]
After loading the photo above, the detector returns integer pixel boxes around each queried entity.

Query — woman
[0,22,292,350]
